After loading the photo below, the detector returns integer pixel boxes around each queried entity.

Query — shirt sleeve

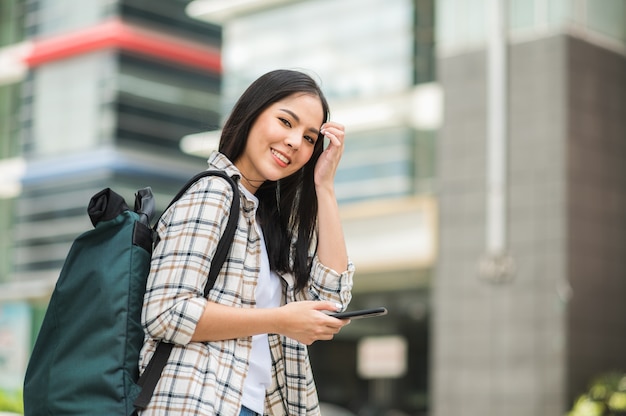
[295,255,355,309]
[142,177,235,345]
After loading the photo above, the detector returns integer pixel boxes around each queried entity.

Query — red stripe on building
[24,19,221,72]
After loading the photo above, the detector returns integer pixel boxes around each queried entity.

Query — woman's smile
[270,148,291,167]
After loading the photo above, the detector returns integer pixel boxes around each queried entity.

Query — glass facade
[0,0,24,285]
[222,0,435,204]
[13,176,98,277]
[24,0,113,37]
[0,84,21,159]
[0,15,225,402]
[120,0,222,46]
[586,0,626,43]
[0,198,15,283]
[437,0,626,55]
[117,53,221,153]
[26,51,115,157]
[337,127,416,202]
[223,0,416,103]
[4,0,222,310]
[0,0,24,47]
[413,0,436,85]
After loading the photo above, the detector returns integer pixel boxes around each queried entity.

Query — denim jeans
[239,405,261,416]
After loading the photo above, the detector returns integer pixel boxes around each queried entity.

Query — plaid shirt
[138,152,354,415]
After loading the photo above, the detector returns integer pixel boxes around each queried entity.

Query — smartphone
[329,307,388,320]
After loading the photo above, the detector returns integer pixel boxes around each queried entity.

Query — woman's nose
[284,133,302,150]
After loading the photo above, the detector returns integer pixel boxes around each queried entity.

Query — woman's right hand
[191,300,349,344]
[275,301,350,345]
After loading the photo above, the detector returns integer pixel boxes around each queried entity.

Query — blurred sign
[357,335,407,379]
[0,302,31,391]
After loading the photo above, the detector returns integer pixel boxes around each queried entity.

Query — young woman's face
[236,93,324,192]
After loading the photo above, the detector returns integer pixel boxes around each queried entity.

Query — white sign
[357,335,408,379]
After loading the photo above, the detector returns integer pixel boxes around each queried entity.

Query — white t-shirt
[240,189,282,413]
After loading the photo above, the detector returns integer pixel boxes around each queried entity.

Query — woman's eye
[279,118,292,127]
[304,135,316,144]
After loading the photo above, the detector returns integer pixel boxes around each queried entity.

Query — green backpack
[23,171,240,415]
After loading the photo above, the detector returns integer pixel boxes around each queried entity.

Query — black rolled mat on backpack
[88,188,130,227]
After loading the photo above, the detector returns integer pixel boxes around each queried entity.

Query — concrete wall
[432,34,571,416]
[566,35,626,399]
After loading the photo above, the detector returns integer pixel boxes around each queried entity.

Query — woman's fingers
[321,122,345,147]
[277,301,350,344]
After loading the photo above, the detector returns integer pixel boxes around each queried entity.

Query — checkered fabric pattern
[138,152,354,415]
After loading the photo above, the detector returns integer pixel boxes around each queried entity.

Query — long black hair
[219,69,330,292]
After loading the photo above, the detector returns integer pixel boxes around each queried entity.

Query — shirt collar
[206,150,240,178]
[207,151,257,211]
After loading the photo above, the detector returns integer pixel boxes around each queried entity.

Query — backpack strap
[133,170,240,411]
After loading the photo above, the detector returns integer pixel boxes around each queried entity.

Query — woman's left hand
[314,121,349,273]
[315,122,345,190]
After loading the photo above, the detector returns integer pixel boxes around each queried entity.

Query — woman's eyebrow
[279,108,320,136]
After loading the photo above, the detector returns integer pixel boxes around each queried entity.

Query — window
[0,84,21,159]
[116,54,221,153]
[121,0,221,46]
[223,0,415,103]
[586,0,626,44]
[0,0,23,47]
[25,0,110,37]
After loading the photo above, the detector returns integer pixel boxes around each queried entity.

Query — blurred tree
[568,372,626,416]
[0,388,23,414]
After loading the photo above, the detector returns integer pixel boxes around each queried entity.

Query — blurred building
[433,1,626,415]
[0,0,221,393]
[0,0,624,415]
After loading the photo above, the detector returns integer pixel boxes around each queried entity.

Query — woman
[138,69,354,415]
